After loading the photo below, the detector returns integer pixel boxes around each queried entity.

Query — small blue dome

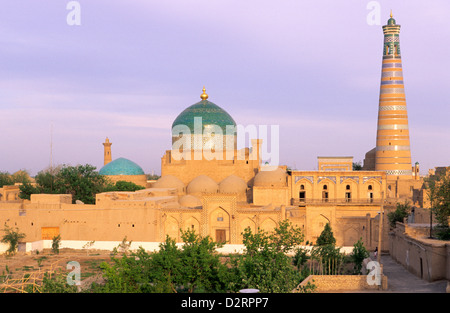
[99,158,145,176]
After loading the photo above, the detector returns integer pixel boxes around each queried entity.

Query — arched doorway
[210,207,230,243]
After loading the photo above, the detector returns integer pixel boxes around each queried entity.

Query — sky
[0,0,449,176]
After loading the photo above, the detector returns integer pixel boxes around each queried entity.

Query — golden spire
[390,10,393,18]
[200,86,208,100]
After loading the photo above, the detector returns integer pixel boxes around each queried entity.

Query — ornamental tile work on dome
[171,87,236,135]
[99,157,145,176]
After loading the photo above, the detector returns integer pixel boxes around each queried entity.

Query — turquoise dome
[172,99,236,134]
[99,158,145,176]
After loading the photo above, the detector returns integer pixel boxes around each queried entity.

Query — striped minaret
[375,12,412,179]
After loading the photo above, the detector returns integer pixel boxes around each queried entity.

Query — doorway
[215,229,227,243]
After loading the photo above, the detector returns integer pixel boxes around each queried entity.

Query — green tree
[0,172,13,188]
[51,234,61,254]
[352,162,362,171]
[387,200,411,228]
[54,164,110,204]
[432,174,450,240]
[11,170,31,185]
[316,223,336,246]
[104,180,146,192]
[311,223,343,275]
[36,272,78,293]
[229,220,306,293]
[349,238,370,274]
[19,164,111,204]
[1,225,26,256]
[96,229,228,293]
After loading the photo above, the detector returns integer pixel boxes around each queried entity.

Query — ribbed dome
[99,158,145,176]
[153,175,185,193]
[172,99,236,134]
[254,167,287,187]
[179,195,202,208]
[219,175,247,194]
[187,175,219,194]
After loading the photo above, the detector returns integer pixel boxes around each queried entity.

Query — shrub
[1,226,26,256]
[387,200,411,228]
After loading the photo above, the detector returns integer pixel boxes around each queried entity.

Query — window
[299,191,306,202]
[322,191,329,202]
[323,185,328,190]
[300,184,305,190]
[345,192,352,202]
[368,185,373,191]
[346,184,351,190]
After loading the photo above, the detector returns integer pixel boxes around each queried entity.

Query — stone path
[379,254,448,293]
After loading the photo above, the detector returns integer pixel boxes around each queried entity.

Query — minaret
[103,137,112,165]
[375,12,412,179]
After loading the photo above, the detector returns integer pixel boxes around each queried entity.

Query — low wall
[389,222,450,282]
[1,240,356,255]
[296,274,388,292]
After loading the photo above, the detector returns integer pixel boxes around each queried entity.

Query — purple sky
[0,0,449,176]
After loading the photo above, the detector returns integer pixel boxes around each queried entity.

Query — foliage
[104,180,146,192]
[147,174,161,180]
[228,220,307,293]
[54,164,110,204]
[36,271,78,293]
[433,176,450,228]
[293,247,309,270]
[310,223,344,275]
[352,162,362,171]
[0,225,26,256]
[18,183,39,200]
[0,170,31,188]
[424,169,450,239]
[19,164,111,204]
[51,235,61,254]
[349,238,370,274]
[434,225,450,240]
[0,172,13,187]
[387,200,411,228]
[94,220,309,293]
[95,229,229,293]
[316,223,336,246]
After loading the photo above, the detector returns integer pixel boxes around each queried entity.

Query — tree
[19,164,111,204]
[104,180,146,192]
[54,164,110,204]
[0,172,13,187]
[428,172,450,240]
[1,225,26,256]
[228,220,306,293]
[352,162,362,171]
[349,238,370,274]
[311,223,343,275]
[96,229,229,293]
[51,235,61,254]
[0,170,31,187]
[387,200,411,228]
[316,223,336,246]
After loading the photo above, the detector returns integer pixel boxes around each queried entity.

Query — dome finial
[390,9,393,18]
[200,86,208,100]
